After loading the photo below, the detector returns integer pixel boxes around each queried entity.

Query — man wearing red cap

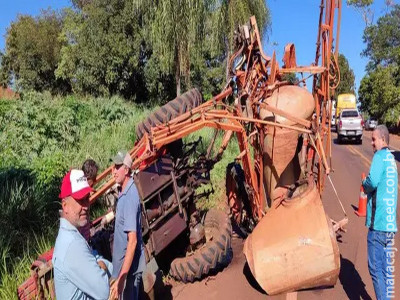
[52,169,111,300]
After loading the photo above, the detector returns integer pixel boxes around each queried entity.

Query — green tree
[358,5,400,125]
[347,0,373,6]
[0,51,8,87]
[362,5,400,71]
[0,9,70,93]
[335,53,356,96]
[71,0,92,9]
[347,0,396,26]
[211,0,270,80]
[347,0,374,25]
[57,0,222,101]
[56,0,148,99]
[145,0,270,95]
[359,65,400,124]
[147,0,210,96]
[28,0,270,101]
[281,73,299,85]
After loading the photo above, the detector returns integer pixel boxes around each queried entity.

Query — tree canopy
[358,5,400,125]
[335,53,356,97]
[148,0,209,96]
[0,0,270,102]
[0,9,70,93]
[362,5,400,71]
[56,0,147,99]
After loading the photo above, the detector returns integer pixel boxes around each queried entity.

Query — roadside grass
[0,234,54,300]
[0,246,32,300]
[0,93,149,294]
[183,128,240,210]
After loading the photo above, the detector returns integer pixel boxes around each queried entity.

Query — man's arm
[363,153,384,194]
[65,240,110,299]
[120,231,137,276]
[110,231,137,298]
[111,188,140,298]
[92,250,113,277]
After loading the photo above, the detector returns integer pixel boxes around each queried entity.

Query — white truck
[336,108,363,144]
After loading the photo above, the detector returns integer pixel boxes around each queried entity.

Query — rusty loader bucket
[243,178,340,295]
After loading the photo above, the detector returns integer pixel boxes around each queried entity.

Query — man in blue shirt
[110,151,146,299]
[363,125,398,300]
[52,169,112,300]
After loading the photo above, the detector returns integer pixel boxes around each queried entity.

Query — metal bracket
[171,170,185,220]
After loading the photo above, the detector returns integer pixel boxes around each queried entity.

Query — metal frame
[90,1,341,221]
[18,2,344,298]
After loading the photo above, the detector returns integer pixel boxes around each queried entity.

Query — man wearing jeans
[110,151,146,299]
[363,125,398,300]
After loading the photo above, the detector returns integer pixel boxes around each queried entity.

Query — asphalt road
[169,130,400,300]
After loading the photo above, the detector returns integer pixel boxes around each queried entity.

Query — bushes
[0,92,148,290]
[0,91,239,294]
[183,127,239,210]
[0,91,145,170]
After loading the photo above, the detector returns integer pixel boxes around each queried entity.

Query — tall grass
[0,234,55,300]
[0,92,240,296]
[183,128,240,210]
[0,92,150,294]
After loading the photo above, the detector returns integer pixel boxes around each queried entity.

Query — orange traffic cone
[355,173,367,217]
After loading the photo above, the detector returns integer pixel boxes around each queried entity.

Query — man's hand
[110,231,137,298]
[109,274,126,300]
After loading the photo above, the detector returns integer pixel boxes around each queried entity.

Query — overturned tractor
[18,0,347,298]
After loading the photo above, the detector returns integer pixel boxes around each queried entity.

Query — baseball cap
[59,169,93,200]
[111,151,132,169]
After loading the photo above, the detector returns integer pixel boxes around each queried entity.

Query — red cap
[59,169,93,200]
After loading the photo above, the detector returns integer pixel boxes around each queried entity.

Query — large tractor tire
[169,208,232,282]
[136,88,203,140]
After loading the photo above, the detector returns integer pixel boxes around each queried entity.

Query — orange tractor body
[18,0,347,297]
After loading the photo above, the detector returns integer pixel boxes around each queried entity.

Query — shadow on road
[145,279,173,300]
[351,204,359,212]
[333,138,362,145]
[339,256,372,300]
[232,220,249,239]
[243,262,267,295]
[242,256,372,299]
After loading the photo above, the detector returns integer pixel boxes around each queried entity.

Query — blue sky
[263,0,394,93]
[0,0,395,93]
[0,0,70,49]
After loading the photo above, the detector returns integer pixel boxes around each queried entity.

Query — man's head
[59,169,92,228]
[111,151,132,185]
[371,125,389,152]
[82,159,99,187]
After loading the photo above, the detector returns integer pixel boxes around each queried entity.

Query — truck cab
[335,94,356,125]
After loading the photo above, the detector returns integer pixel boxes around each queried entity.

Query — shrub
[0,92,147,287]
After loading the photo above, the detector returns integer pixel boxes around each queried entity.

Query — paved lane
[301,130,400,300]
[171,130,400,300]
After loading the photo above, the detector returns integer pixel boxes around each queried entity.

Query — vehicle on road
[335,94,356,125]
[337,108,363,144]
[365,118,378,130]
[331,108,336,128]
